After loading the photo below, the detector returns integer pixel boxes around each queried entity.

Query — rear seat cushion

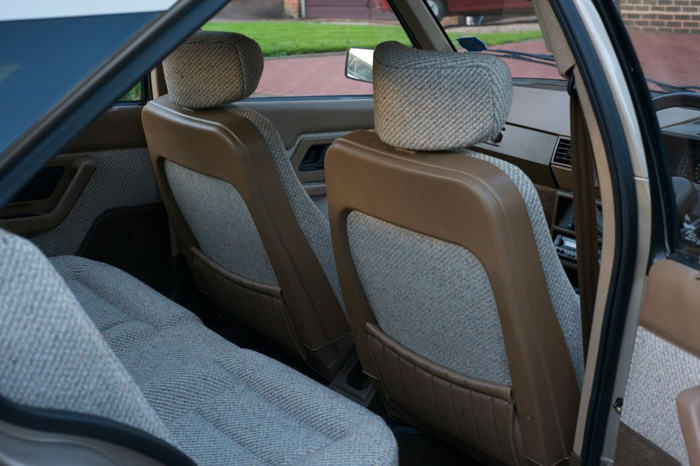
[0,230,174,445]
[51,255,398,466]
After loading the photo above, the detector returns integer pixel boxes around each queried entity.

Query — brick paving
[254,32,698,97]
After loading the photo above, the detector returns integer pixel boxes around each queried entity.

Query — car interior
[1,0,700,465]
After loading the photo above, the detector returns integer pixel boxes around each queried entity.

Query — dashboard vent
[553,137,572,166]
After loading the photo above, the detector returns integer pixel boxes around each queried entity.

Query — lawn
[203,21,542,57]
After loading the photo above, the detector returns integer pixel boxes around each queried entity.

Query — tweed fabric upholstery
[163,31,263,109]
[373,41,512,151]
[457,149,584,387]
[165,160,279,286]
[347,212,511,386]
[622,327,700,466]
[0,230,174,445]
[312,195,329,220]
[52,255,398,466]
[226,105,346,310]
[344,149,583,388]
[31,148,160,257]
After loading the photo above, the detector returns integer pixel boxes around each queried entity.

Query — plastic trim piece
[0,396,195,466]
[547,1,640,465]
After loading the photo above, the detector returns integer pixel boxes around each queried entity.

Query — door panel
[7,100,171,294]
[15,104,160,257]
[616,259,700,466]
[240,97,374,150]
[240,97,375,208]
[29,147,160,256]
[0,157,96,235]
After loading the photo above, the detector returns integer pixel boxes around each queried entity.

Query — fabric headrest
[163,31,263,109]
[373,41,512,151]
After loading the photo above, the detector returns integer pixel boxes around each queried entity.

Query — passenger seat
[326,42,583,466]
[142,31,351,380]
[0,229,398,466]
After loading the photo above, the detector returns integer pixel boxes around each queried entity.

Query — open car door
[615,258,700,466]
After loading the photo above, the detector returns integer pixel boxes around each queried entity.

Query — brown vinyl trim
[366,323,524,464]
[677,386,700,466]
[0,157,96,236]
[142,96,351,380]
[638,259,700,359]
[64,106,146,153]
[326,130,580,465]
[191,248,306,357]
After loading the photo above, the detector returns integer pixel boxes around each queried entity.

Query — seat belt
[568,72,599,360]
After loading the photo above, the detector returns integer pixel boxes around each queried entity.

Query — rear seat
[0,230,398,465]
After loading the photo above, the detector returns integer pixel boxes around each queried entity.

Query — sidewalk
[255,32,699,97]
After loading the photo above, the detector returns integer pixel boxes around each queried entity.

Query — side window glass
[205,2,410,97]
[619,1,700,260]
[118,81,145,104]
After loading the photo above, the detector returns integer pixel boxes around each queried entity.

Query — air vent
[553,137,572,166]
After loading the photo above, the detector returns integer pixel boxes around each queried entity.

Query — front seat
[326,42,584,466]
[142,31,351,380]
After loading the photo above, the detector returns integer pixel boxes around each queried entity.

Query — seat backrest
[0,229,192,465]
[142,31,351,380]
[326,41,582,466]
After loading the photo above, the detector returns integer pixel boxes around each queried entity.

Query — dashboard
[662,113,700,184]
[472,84,700,284]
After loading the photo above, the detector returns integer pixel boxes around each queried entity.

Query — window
[619,0,700,258]
[204,2,410,97]
[439,4,562,82]
[118,81,144,103]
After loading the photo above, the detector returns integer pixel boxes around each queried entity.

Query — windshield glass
[441,2,699,91]
[439,4,562,81]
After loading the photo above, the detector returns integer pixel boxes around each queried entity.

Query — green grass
[202,21,542,57]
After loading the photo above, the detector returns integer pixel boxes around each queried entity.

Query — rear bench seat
[0,230,398,465]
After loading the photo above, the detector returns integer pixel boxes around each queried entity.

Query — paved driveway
[255,32,698,97]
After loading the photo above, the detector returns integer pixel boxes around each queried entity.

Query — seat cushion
[51,256,398,466]
[0,230,174,445]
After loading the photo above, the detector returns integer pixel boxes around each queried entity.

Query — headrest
[373,41,512,151]
[163,31,264,109]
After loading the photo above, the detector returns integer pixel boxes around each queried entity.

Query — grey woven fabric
[311,196,329,220]
[456,149,584,387]
[52,255,398,466]
[347,212,511,386]
[31,148,160,257]
[373,41,512,151]
[226,105,346,310]
[458,149,584,388]
[165,160,279,286]
[164,31,263,109]
[622,327,700,466]
[0,230,174,445]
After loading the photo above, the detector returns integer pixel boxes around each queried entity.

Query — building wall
[620,0,700,33]
[284,0,300,18]
[288,0,395,20]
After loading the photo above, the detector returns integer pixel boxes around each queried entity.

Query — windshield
[441,6,563,82]
[441,3,699,92]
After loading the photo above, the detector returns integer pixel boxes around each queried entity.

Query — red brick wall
[621,0,700,33]
[284,0,300,18]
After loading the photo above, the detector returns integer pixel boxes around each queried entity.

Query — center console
[550,191,602,289]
